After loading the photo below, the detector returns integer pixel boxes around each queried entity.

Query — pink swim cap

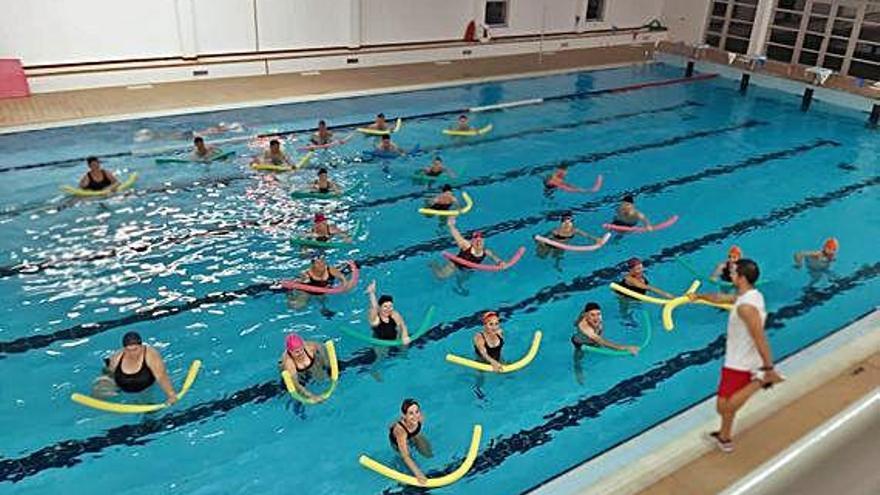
[285,333,304,352]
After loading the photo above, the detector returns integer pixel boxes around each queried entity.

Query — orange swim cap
[728,245,742,260]
[823,237,839,252]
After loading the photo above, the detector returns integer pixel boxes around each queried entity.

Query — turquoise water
[0,63,877,495]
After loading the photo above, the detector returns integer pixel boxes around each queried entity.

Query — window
[485,1,508,27]
[765,0,880,82]
[586,0,605,21]
[703,0,759,54]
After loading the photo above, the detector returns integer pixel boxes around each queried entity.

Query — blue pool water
[0,62,877,495]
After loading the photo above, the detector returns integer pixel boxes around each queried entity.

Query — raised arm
[446,217,470,251]
[709,261,726,281]
[365,280,379,324]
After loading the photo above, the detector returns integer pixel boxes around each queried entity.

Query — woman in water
[78,157,119,192]
[310,213,352,243]
[375,134,403,154]
[453,114,472,131]
[96,332,177,403]
[794,237,839,285]
[425,184,459,211]
[710,245,743,284]
[369,113,389,131]
[571,302,639,384]
[388,398,433,486]
[311,168,340,194]
[431,217,505,279]
[278,333,328,402]
[421,156,457,178]
[311,120,334,145]
[286,256,352,311]
[611,194,652,229]
[619,257,675,299]
[366,280,412,345]
[474,311,505,372]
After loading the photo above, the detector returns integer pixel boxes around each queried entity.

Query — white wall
[604,0,664,28]
[660,0,710,45]
[489,0,580,37]
[361,0,474,45]
[257,0,351,51]
[193,0,257,55]
[0,0,182,65]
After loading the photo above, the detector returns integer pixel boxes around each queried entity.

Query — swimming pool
[0,62,877,495]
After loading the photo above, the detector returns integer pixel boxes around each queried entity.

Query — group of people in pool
[83,114,844,483]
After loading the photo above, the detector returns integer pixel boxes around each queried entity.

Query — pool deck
[0,44,653,132]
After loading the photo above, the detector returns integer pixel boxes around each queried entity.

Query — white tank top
[724,289,767,371]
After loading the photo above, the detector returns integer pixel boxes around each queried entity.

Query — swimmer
[365,280,412,344]
[611,194,653,230]
[98,332,177,404]
[191,136,220,161]
[453,114,472,131]
[311,120,334,145]
[370,113,389,131]
[619,257,675,299]
[571,302,639,385]
[310,213,352,243]
[431,217,505,278]
[548,211,604,243]
[388,398,433,486]
[711,245,743,283]
[78,156,119,192]
[794,237,838,271]
[376,134,403,154]
[425,184,459,211]
[279,333,329,402]
[311,168,341,194]
[255,139,292,166]
[544,165,579,191]
[287,256,351,310]
[422,156,457,178]
[474,311,505,372]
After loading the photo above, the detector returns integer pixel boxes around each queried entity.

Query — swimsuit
[474,331,504,362]
[113,348,156,393]
[456,247,485,265]
[389,420,422,449]
[619,275,649,295]
[372,315,398,340]
[306,270,336,288]
[84,171,112,191]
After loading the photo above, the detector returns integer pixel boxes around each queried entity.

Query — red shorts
[717,367,752,399]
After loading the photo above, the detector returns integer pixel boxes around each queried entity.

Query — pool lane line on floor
[0,117,760,279]
[0,136,832,355]
[379,264,880,495]
[0,177,874,485]
[0,139,842,356]
[1,258,875,486]
[0,74,717,174]
[0,99,701,221]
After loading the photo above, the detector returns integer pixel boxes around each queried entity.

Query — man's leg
[717,380,763,441]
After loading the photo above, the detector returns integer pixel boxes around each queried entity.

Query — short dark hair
[194,136,204,144]
[122,331,143,346]
[269,139,279,146]
[86,156,99,165]
[583,302,601,313]
[317,167,328,175]
[377,113,385,118]
[381,134,390,140]
[735,259,760,284]
[318,120,326,126]
[378,294,393,306]
[401,398,419,414]
[622,194,635,204]
[442,184,452,192]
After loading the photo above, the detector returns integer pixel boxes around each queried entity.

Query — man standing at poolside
[688,258,784,452]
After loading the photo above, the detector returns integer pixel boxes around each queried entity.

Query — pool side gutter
[527,308,880,495]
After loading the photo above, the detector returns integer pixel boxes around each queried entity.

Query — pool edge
[526,308,880,495]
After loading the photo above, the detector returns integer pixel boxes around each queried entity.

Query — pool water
[0,62,877,495]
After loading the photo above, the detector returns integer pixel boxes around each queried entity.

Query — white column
[748,0,775,55]
[575,0,587,32]
[348,0,362,49]
[175,0,198,58]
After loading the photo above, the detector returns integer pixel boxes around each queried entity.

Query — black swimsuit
[474,332,504,362]
[456,246,485,265]
[113,348,156,393]
[85,171,112,191]
[372,315,398,340]
[571,320,601,349]
[720,264,733,282]
[425,168,443,177]
[306,270,335,288]
[612,217,638,227]
[620,275,649,295]
[389,420,423,449]
[552,230,574,240]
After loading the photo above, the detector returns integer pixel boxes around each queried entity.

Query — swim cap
[583,302,601,313]
[401,398,419,414]
[378,294,394,306]
[285,333,304,352]
[562,211,573,220]
[622,194,635,204]
[627,257,642,269]
[314,213,326,223]
[377,113,385,118]
[728,245,743,260]
[122,331,143,347]
[482,311,499,323]
[317,168,328,175]
[823,237,839,252]
[442,184,452,192]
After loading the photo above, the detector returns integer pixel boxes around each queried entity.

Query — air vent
[193,70,208,76]
[462,49,472,55]
[346,57,359,64]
